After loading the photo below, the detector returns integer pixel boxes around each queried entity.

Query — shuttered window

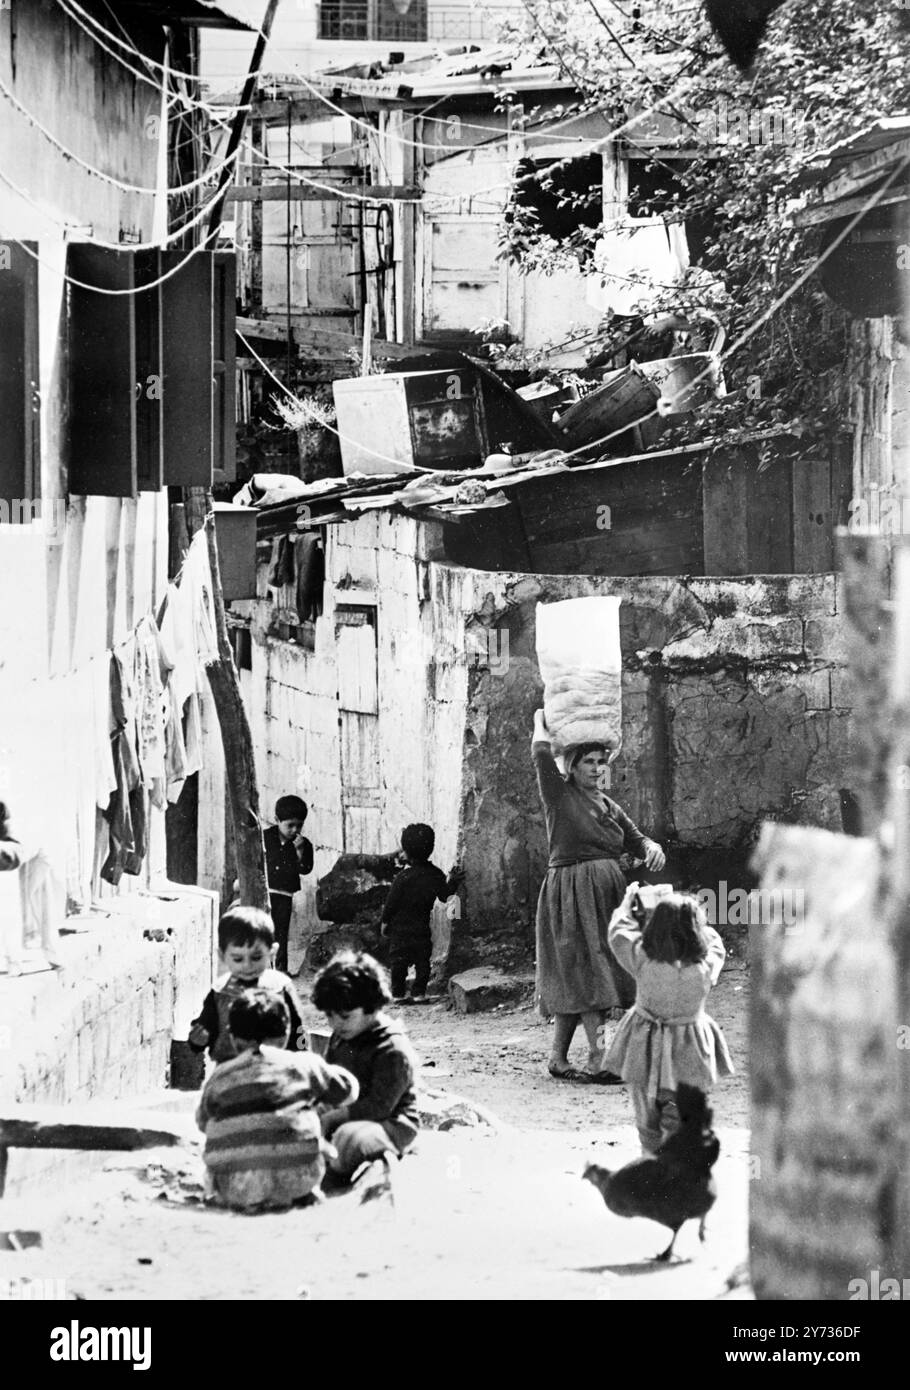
[66,244,237,496]
[67,244,138,498]
[0,240,40,517]
[212,251,237,483]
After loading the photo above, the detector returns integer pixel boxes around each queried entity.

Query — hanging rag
[134,615,168,810]
[294,533,324,623]
[269,534,296,589]
[101,651,147,885]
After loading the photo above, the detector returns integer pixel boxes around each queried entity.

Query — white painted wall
[0,7,175,902]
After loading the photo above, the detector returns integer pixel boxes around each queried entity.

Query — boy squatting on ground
[381,823,462,1001]
[189,906,306,1063]
[263,794,314,975]
[313,952,420,1182]
[196,989,358,1211]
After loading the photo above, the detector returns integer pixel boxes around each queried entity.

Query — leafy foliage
[494,0,910,443]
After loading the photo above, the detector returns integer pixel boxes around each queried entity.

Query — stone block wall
[455,570,854,964]
[0,886,217,1194]
[245,519,854,973]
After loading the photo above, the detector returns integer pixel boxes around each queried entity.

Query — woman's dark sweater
[533,742,649,868]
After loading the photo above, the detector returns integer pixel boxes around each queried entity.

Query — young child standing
[195,989,358,1212]
[312,951,420,1183]
[264,794,314,974]
[605,884,734,1154]
[380,823,462,1002]
[189,906,306,1063]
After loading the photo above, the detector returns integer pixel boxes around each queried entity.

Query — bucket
[638,352,725,414]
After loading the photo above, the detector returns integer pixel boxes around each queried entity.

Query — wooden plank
[225,184,420,203]
[337,625,378,713]
[134,249,164,492]
[67,245,137,498]
[746,446,794,573]
[161,249,214,487]
[794,186,910,228]
[0,1104,193,1192]
[213,251,237,483]
[808,138,910,207]
[791,453,835,572]
[703,449,749,574]
[0,240,39,510]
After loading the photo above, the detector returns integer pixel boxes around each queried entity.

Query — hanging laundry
[154,606,189,804]
[134,615,168,810]
[269,535,295,589]
[19,848,64,968]
[91,653,118,811]
[101,650,147,885]
[294,533,324,623]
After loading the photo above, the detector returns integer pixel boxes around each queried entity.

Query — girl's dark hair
[312,950,391,1014]
[642,894,711,966]
[401,823,435,863]
[218,906,274,954]
[228,989,289,1043]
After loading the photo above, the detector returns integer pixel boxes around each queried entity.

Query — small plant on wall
[271,390,341,482]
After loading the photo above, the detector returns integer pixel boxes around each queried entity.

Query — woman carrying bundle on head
[531,708,666,1084]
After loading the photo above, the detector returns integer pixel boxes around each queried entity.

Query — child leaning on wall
[195,988,358,1212]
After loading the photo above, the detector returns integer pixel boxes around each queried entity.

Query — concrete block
[448,968,535,1014]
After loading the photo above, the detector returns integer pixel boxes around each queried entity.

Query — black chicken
[704,0,787,71]
[583,1083,720,1261]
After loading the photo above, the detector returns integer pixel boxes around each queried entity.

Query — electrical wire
[0,156,232,253]
[0,73,242,199]
[4,231,216,296]
[237,328,423,472]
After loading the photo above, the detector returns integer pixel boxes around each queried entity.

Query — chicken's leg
[654,1225,681,1262]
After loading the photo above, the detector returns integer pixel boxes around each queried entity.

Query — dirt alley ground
[0,945,750,1302]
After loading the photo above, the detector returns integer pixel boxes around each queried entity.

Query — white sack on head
[535,597,622,755]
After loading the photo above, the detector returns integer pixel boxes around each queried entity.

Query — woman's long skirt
[535,857,634,1016]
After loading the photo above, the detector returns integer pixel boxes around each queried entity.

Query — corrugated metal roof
[814,115,910,164]
[115,0,254,28]
[311,44,572,100]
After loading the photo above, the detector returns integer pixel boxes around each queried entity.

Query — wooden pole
[185,488,269,911]
[205,0,281,247]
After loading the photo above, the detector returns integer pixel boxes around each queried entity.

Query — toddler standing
[604,884,734,1153]
[380,823,462,1002]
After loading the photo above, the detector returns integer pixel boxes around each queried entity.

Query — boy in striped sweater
[195,989,358,1212]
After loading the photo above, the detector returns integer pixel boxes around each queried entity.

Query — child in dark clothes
[189,906,306,1063]
[263,794,314,974]
[380,823,462,1001]
[313,951,420,1183]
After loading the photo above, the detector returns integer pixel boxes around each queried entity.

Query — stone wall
[0,886,217,1195]
[241,518,853,973]
[455,570,853,966]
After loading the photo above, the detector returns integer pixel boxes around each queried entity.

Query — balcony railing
[316,1,507,42]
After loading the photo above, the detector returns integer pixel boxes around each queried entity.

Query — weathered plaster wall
[0,3,171,897]
[454,570,852,966]
[0,885,217,1194]
[238,513,464,967]
[244,517,853,974]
